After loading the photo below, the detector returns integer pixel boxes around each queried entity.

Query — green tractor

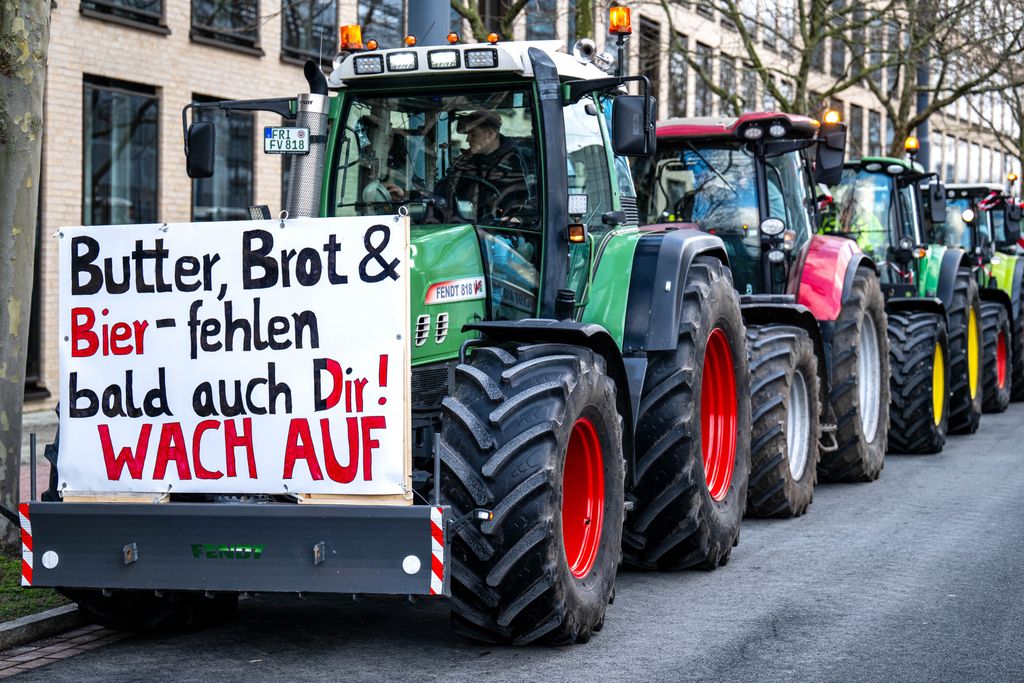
[939,183,1024,411]
[825,153,970,451]
[31,31,754,645]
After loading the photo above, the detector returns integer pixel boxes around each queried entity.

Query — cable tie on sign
[159,223,169,233]
[153,484,172,503]
[279,210,289,230]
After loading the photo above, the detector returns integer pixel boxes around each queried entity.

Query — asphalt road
[16,405,1024,682]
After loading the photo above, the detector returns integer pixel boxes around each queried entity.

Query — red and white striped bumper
[20,503,32,587]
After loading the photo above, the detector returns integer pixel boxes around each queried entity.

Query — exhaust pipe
[286,61,330,218]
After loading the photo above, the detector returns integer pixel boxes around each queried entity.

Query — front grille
[412,362,452,410]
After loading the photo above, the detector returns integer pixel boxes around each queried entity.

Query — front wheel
[819,267,890,482]
[887,310,949,454]
[441,343,624,645]
[623,256,751,570]
[946,269,983,433]
[981,301,1012,413]
[745,324,821,518]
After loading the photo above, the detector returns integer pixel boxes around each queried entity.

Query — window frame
[190,0,263,55]
[79,0,170,35]
[190,93,256,222]
[81,75,161,226]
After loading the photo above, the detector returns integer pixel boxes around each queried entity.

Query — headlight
[353,55,384,74]
[767,249,786,263]
[386,51,418,72]
[760,217,785,236]
[769,123,787,137]
[465,48,498,68]
[898,236,914,250]
[427,50,459,69]
[743,125,764,140]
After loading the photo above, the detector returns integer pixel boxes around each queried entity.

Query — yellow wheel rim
[932,342,945,426]
[967,306,980,400]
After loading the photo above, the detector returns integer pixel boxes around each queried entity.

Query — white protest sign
[57,216,410,499]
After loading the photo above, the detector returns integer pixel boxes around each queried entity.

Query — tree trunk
[0,0,50,550]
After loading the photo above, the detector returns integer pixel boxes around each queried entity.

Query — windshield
[333,88,539,228]
[940,197,975,250]
[635,141,761,292]
[830,169,893,258]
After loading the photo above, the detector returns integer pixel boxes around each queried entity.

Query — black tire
[886,310,949,454]
[946,269,983,434]
[60,589,238,631]
[623,257,751,570]
[440,343,624,645]
[818,267,889,482]
[981,301,1012,412]
[745,324,821,518]
[1011,294,1024,402]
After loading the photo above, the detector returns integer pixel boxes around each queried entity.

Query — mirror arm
[181,97,297,154]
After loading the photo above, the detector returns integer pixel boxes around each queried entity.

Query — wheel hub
[932,341,945,426]
[997,330,1008,389]
[858,314,881,443]
[562,417,604,579]
[701,328,738,502]
[787,368,811,481]
[968,306,980,399]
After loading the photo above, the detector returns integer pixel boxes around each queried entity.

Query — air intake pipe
[285,61,330,218]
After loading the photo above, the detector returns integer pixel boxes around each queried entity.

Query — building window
[83,77,159,226]
[849,104,864,158]
[282,0,337,63]
[830,37,845,77]
[868,110,881,155]
[694,42,713,116]
[192,97,254,221]
[668,33,688,118]
[359,0,404,48]
[191,0,259,50]
[719,56,736,114]
[80,0,166,31]
[742,65,757,110]
[526,0,557,40]
[639,16,661,106]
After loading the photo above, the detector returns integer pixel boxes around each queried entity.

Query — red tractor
[634,112,889,518]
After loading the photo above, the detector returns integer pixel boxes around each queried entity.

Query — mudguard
[979,286,1014,321]
[464,320,637,485]
[936,248,975,309]
[740,296,831,411]
[885,296,947,322]
[988,255,1024,318]
[622,227,729,353]
[790,234,876,322]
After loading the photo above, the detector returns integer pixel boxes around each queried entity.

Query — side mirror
[814,122,846,186]
[1005,203,1022,243]
[928,181,947,225]
[611,95,656,156]
[186,121,216,179]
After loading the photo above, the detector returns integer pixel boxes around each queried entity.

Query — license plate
[264,127,309,154]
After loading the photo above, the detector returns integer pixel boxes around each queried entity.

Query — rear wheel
[745,324,821,517]
[819,267,889,482]
[623,257,750,570]
[887,310,949,454]
[441,343,624,645]
[981,301,1012,413]
[946,270,983,434]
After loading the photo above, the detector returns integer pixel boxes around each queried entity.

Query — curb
[0,605,86,652]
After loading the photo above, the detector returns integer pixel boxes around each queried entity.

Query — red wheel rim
[997,330,1008,389]
[562,417,605,579]
[701,328,738,502]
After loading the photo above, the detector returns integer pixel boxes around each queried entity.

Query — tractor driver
[437,109,530,223]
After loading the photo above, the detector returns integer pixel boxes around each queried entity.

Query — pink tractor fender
[787,234,876,322]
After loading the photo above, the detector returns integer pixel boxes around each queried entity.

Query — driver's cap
[457,110,501,134]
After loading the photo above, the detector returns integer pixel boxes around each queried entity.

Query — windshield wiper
[684,142,737,194]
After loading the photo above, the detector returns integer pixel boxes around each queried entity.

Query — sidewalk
[18,410,57,503]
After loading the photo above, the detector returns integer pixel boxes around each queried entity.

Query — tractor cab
[634,112,846,295]
[827,156,946,291]
[940,184,1019,263]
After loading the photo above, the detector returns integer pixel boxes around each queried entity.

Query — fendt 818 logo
[191,544,265,560]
